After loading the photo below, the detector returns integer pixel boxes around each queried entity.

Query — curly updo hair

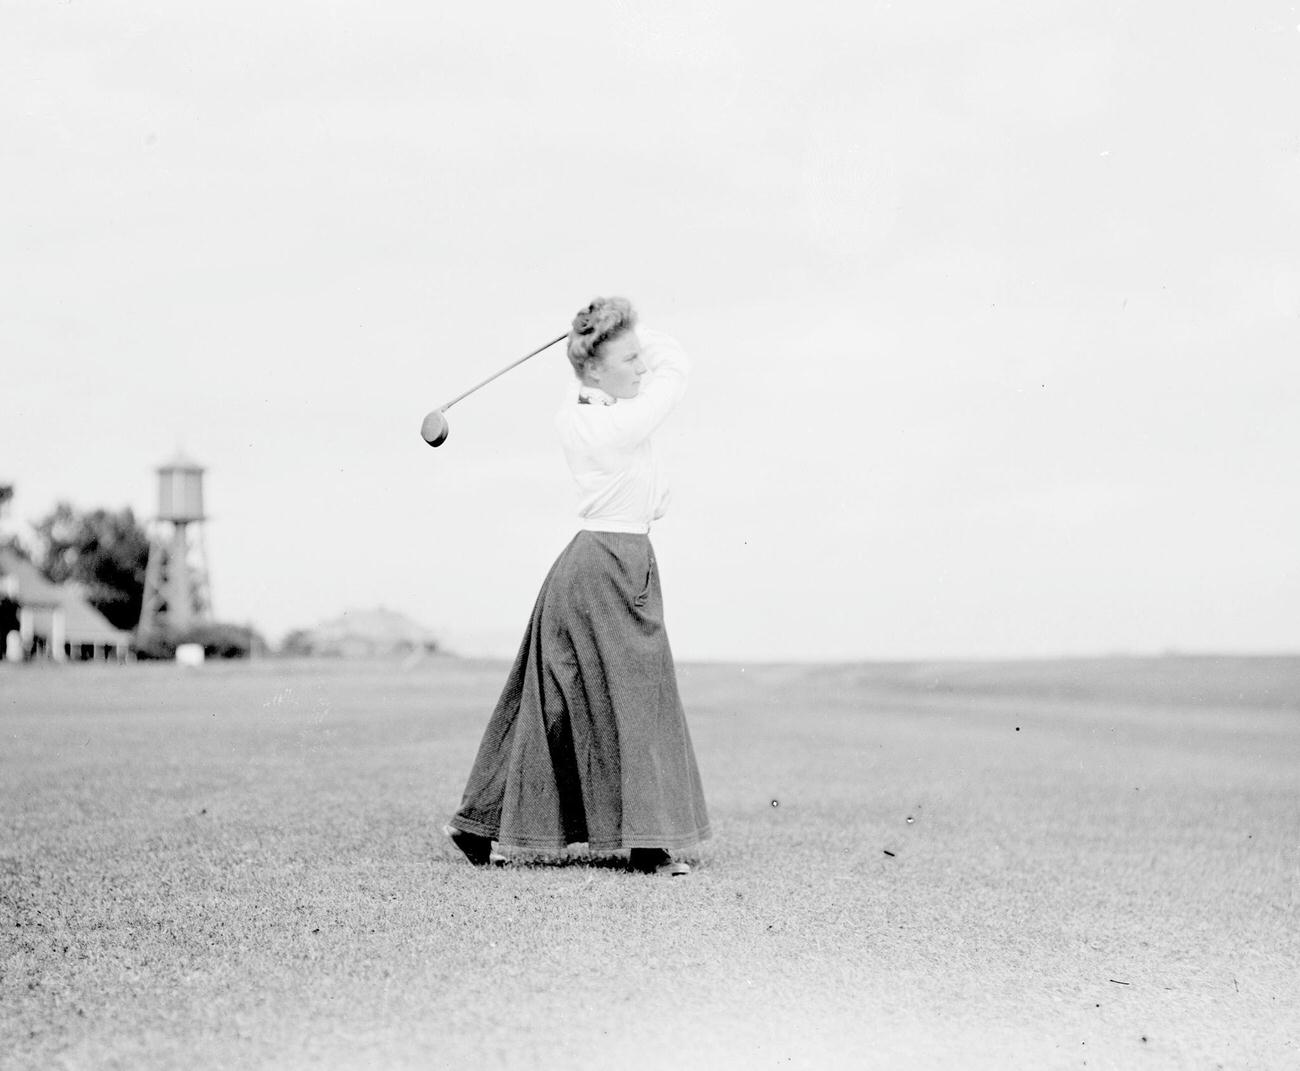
[566,296,637,377]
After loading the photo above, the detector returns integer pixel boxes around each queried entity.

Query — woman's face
[587,331,646,399]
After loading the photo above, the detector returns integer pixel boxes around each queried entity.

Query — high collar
[578,384,617,406]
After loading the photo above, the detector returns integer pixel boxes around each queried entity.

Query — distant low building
[282,607,440,659]
[41,584,133,662]
[1,548,67,661]
[0,550,131,662]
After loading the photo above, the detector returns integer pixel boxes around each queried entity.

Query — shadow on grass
[492,851,631,870]
[435,838,701,871]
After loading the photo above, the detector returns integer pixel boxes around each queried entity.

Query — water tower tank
[157,452,205,523]
[138,451,213,644]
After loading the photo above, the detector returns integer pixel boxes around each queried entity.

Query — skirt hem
[451,818,712,853]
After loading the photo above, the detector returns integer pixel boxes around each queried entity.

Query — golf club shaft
[438,332,568,412]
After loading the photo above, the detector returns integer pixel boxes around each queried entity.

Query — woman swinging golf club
[444,296,710,876]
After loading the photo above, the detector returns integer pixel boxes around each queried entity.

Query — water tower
[137,452,213,644]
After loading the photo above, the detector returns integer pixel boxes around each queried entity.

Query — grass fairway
[2,656,1297,1070]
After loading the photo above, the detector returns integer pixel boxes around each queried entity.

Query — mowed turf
[2,656,1297,1070]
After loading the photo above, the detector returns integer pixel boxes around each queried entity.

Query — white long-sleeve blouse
[554,327,690,534]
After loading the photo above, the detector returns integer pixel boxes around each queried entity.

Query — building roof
[157,450,205,472]
[34,585,132,645]
[61,585,132,643]
[297,607,439,656]
[0,548,65,608]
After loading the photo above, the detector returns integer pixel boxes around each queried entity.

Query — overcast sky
[3,1,1298,660]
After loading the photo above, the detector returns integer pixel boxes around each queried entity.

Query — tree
[32,502,150,631]
[136,621,269,661]
[0,485,20,560]
[279,629,315,657]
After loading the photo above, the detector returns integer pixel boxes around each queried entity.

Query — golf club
[420,331,569,447]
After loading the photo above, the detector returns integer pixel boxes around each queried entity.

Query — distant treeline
[1,492,266,659]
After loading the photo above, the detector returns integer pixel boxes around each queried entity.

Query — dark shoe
[628,848,670,872]
[628,848,690,876]
[444,824,493,866]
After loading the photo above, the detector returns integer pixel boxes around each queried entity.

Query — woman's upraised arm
[596,327,691,447]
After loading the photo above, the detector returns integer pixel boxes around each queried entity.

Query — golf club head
[421,410,450,448]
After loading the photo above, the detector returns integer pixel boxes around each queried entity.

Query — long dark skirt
[450,530,710,852]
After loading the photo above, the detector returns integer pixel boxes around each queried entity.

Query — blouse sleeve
[595,328,691,448]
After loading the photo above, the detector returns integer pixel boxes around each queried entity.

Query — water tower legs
[137,520,212,645]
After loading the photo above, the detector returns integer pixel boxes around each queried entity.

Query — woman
[445,296,710,876]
